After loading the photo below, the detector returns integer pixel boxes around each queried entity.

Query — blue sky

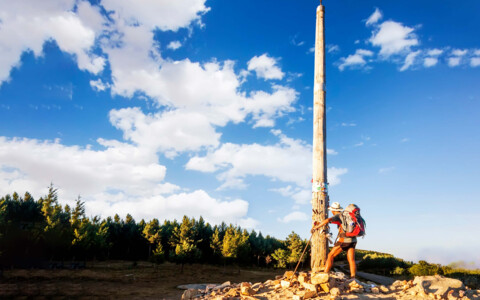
[0,0,479,267]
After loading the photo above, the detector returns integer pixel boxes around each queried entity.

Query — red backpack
[342,204,366,237]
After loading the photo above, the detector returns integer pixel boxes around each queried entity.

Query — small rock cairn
[182,271,480,300]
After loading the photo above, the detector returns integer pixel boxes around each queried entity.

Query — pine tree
[286,231,304,266]
[211,227,223,260]
[170,216,201,272]
[143,218,161,260]
[272,248,289,268]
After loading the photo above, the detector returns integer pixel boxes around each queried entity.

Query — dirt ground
[0,261,283,299]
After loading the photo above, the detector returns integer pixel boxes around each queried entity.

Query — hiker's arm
[311,218,331,232]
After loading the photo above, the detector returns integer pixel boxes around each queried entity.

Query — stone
[303,290,317,299]
[448,290,458,300]
[392,280,407,288]
[320,283,330,293]
[181,289,201,300]
[292,295,303,300]
[225,288,239,297]
[409,290,418,296]
[379,285,390,293]
[350,287,364,293]
[298,273,308,284]
[275,275,283,280]
[212,281,231,291]
[349,280,363,289]
[252,282,263,290]
[301,282,317,292]
[281,280,292,288]
[371,287,380,294]
[241,286,256,296]
[413,275,465,298]
[417,290,429,298]
[459,290,466,298]
[284,271,295,279]
[240,282,251,288]
[311,273,330,285]
[330,287,341,297]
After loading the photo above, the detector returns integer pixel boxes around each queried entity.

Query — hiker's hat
[328,202,343,212]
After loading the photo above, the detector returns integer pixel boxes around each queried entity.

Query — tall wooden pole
[311,1,329,273]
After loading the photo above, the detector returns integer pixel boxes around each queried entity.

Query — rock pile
[181,272,480,300]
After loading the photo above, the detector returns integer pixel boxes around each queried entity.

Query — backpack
[342,204,366,237]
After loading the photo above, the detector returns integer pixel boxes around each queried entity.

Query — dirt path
[0,261,282,299]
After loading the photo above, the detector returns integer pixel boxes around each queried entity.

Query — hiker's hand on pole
[311,221,322,233]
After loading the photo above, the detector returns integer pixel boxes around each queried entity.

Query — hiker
[311,202,359,278]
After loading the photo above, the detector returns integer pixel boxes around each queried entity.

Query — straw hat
[328,202,343,212]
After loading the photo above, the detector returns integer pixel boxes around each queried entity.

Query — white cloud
[327,44,340,53]
[0,0,105,85]
[470,50,480,67]
[400,50,421,71]
[186,130,312,189]
[105,50,296,129]
[401,138,409,143]
[448,57,462,67]
[370,21,419,57]
[424,57,438,68]
[471,57,480,67]
[341,122,357,127]
[338,49,374,71]
[270,186,309,205]
[245,85,297,128]
[90,79,109,91]
[167,40,182,50]
[327,149,338,155]
[101,0,210,31]
[109,107,221,157]
[354,142,364,147]
[278,211,308,223]
[366,8,383,26]
[87,190,252,227]
[328,167,348,186]
[247,54,285,80]
[0,136,256,226]
[427,49,443,56]
[447,49,468,67]
[186,130,347,195]
[451,49,467,57]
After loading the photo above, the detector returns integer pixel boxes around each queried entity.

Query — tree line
[0,186,309,270]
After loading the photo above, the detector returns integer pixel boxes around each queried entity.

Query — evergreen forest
[0,186,309,270]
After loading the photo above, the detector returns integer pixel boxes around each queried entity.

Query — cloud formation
[370,21,419,57]
[338,49,374,71]
[0,0,105,84]
[247,54,285,80]
[278,211,308,223]
[337,8,479,72]
[366,8,383,26]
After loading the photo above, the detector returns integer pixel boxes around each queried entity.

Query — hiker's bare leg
[324,246,342,273]
[347,247,356,278]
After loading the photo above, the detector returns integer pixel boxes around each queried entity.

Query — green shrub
[409,260,442,276]
[358,253,411,275]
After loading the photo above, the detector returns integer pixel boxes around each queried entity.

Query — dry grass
[0,261,282,299]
